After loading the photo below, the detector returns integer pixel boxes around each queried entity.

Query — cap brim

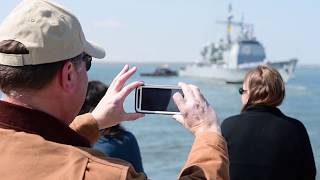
[84,41,105,59]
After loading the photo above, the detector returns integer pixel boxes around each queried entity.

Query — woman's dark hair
[79,80,109,114]
[79,80,125,139]
[242,65,285,112]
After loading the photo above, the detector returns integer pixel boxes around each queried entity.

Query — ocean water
[89,63,320,180]
[0,63,317,179]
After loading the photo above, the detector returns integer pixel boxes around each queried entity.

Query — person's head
[79,80,109,115]
[79,80,125,139]
[0,0,105,122]
[240,65,285,112]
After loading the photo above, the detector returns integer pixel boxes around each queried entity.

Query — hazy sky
[1,0,319,64]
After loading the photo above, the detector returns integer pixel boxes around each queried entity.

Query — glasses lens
[83,54,92,71]
[86,59,92,71]
[239,88,244,95]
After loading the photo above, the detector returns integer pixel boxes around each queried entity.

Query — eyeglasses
[82,54,92,71]
[68,53,92,71]
[238,87,247,95]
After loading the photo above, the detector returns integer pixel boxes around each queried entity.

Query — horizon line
[93,61,320,66]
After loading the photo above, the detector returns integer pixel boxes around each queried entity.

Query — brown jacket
[0,101,229,179]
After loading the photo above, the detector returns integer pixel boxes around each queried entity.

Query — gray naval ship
[179,5,297,83]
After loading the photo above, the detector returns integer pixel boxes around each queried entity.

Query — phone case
[135,84,182,115]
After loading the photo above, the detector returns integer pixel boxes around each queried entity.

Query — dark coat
[222,105,316,180]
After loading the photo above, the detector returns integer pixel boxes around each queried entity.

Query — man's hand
[173,82,221,136]
[92,65,144,129]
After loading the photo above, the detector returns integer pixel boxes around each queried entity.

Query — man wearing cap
[0,0,229,179]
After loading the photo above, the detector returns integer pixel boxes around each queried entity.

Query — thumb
[173,92,185,111]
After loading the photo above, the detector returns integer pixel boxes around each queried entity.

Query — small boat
[140,65,178,77]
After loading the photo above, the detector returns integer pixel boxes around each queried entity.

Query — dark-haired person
[79,81,144,173]
[0,0,229,179]
[221,65,316,180]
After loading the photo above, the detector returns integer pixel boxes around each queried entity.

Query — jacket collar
[244,104,285,118]
[0,100,90,147]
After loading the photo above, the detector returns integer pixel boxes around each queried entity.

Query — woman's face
[241,80,249,105]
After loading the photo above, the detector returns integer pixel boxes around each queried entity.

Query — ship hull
[179,59,297,83]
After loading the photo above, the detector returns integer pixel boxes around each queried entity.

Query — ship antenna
[227,3,233,45]
[240,13,244,37]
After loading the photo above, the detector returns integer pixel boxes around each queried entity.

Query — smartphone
[135,85,183,115]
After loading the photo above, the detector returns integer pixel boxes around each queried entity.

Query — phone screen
[140,87,182,113]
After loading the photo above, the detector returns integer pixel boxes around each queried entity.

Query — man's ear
[59,61,78,93]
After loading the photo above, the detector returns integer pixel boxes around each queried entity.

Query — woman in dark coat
[221,65,316,180]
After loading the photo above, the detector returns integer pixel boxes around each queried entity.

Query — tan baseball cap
[0,0,105,66]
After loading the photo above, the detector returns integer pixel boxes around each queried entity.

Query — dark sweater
[222,105,316,180]
[93,131,144,173]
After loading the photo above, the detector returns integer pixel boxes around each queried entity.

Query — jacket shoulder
[221,114,243,127]
[0,129,146,180]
